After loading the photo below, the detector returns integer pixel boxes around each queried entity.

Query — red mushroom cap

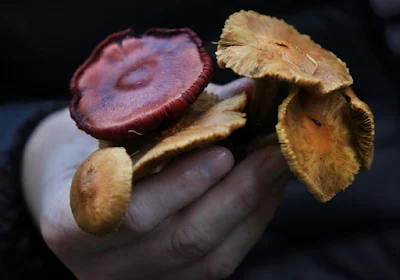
[69,28,214,140]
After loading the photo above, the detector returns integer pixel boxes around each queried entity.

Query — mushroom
[71,92,247,236]
[216,10,375,202]
[70,28,213,141]
[71,147,133,236]
[216,10,353,130]
[275,86,366,202]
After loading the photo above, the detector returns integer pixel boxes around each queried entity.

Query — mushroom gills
[276,87,363,202]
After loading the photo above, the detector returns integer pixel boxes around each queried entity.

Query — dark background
[1,0,399,279]
[0,0,399,102]
[0,0,399,157]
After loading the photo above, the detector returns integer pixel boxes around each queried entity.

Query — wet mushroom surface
[70,28,213,141]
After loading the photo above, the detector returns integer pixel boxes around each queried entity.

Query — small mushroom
[216,10,353,130]
[70,147,133,235]
[71,92,247,236]
[70,28,213,141]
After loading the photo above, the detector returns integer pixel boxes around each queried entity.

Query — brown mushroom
[71,92,247,236]
[70,28,213,141]
[276,86,374,202]
[216,10,353,130]
[70,147,133,236]
[215,10,375,202]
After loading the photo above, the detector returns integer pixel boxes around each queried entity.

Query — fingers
[123,146,234,235]
[197,174,287,279]
[143,145,288,270]
[205,78,254,100]
[22,107,98,225]
[164,176,287,280]
[165,145,287,262]
[99,145,287,279]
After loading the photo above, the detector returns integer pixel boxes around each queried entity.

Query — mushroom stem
[247,77,280,132]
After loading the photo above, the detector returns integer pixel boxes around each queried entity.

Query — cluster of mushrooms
[69,10,375,236]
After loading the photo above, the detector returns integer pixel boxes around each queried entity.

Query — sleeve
[0,100,76,279]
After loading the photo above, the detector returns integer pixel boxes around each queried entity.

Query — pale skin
[22,78,289,280]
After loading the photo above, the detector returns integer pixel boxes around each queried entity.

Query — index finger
[205,78,254,100]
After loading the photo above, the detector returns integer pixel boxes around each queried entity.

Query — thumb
[22,107,98,224]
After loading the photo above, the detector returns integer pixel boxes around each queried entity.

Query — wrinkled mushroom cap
[276,86,360,202]
[343,88,375,170]
[70,147,133,236]
[70,28,213,141]
[216,10,353,94]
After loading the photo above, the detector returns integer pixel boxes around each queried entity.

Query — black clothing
[1,1,399,279]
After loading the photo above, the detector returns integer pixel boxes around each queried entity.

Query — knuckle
[207,258,237,280]
[170,225,214,261]
[125,205,150,236]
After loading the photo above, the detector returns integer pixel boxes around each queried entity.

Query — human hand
[22,78,289,280]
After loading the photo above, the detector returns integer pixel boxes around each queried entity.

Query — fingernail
[258,147,289,185]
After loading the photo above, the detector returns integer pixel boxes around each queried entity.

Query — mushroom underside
[276,87,362,202]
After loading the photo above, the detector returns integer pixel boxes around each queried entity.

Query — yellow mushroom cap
[216,10,353,94]
[276,86,360,202]
[70,147,133,236]
[343,88,375,170]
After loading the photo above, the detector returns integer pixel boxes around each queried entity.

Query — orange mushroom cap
[216,10,353,94]
[276,86,361,202]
